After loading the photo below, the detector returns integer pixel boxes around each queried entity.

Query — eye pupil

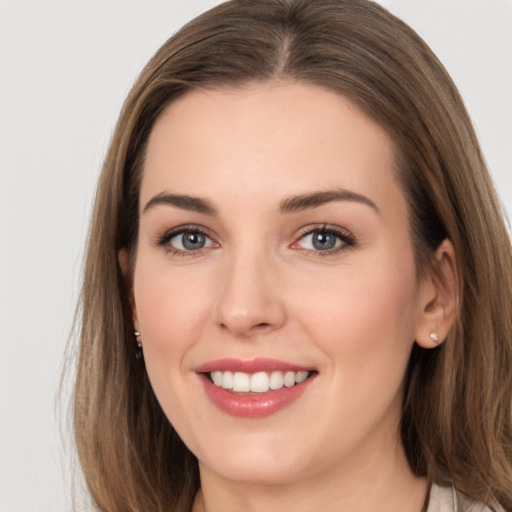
[313,231,336,250]
[182,232,205,250]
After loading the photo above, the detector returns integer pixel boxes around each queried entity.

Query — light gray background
[1,1,511,511]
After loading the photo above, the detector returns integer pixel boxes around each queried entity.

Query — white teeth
[210,370,310,393]
[221,371,233,389]
[250,372,270,392]
[296,371,309,383]
[212,371,223,386]
[233,372,250,392]
[269,371,284,390]
[283,371,295,387]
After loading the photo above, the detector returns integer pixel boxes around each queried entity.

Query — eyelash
[293,224,356,256]
[155,224,215,257]
[155,223,356,257]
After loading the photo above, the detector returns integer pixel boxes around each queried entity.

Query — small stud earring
[134,330,143,359]
[429,331,439,343]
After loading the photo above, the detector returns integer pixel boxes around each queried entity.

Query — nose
[214,247,286,338]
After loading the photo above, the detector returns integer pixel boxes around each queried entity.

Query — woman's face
[131,82,432,484]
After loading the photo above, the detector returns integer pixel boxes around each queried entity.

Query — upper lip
[195,358,314,374]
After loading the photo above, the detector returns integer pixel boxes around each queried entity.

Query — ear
[118,249,140,332]
[414,239,458,349]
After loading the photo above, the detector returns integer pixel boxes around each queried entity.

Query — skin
[123,81,457,512]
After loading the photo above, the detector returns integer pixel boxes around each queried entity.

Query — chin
[191,429,313,485]
[200,454,307,486]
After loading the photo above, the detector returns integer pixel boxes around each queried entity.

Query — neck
[193,440,428,512]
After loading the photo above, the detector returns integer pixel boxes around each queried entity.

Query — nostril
[218,321,272,337]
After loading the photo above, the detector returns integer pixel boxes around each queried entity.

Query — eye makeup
[292,223,356,257]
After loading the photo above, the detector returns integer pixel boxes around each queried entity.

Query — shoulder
[428,484,505,512]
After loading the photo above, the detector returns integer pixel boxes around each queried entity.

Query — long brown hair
[72,1,512,510]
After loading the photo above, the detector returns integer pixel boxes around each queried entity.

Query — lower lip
[199,374,315,418]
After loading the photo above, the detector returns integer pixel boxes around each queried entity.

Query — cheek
[134,261,210,342]
[132,260,215,401]
[294,259,419,443]
[296,255,419,374]
[132,262,216,430]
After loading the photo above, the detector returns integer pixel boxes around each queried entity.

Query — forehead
[141,81,403,214]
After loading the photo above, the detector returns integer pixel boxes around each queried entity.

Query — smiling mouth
[206,370,313,393]
[198,360,317,417]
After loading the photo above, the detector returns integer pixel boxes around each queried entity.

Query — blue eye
[157,226,216,254]
[169,231,214,251]
[171,231,205,250]
[296,226,354,253]
[309,231,338,250]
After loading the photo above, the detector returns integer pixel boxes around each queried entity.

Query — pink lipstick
[196,358,316,418]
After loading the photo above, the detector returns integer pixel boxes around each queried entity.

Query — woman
[72,0,512,510]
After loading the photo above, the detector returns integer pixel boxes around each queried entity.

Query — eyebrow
[278,189,380,214]
[143,193,217,215]
[142,188,379,216]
